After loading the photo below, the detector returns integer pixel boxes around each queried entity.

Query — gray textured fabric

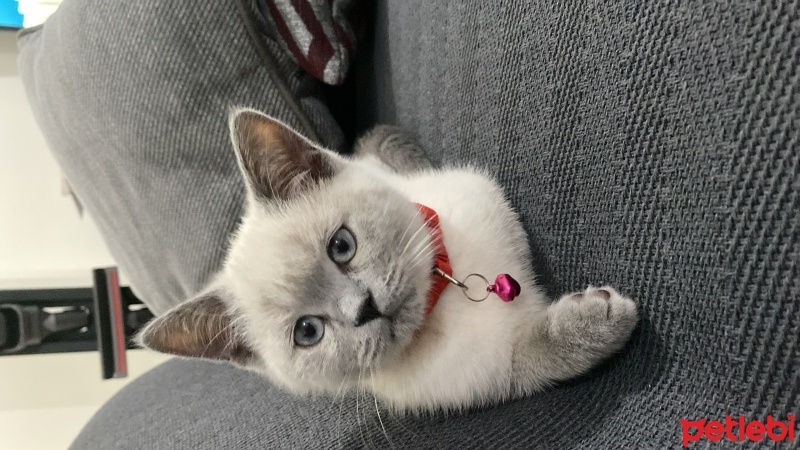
[32,0,800,448]
[358,0,800,447]
[72,358,549,449]
[17,0,343,315]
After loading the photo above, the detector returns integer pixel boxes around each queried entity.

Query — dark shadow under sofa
[17,0,798,448]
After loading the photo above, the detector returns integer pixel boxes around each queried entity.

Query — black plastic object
[0,303,93,354]
[0,304,43,353]
[92,267,128,379]
[0,280,154,379]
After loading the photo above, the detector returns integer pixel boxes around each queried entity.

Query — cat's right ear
[229,108,340,202]
[137,291,254,366]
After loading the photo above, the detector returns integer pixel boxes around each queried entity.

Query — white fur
[147,112,639,413]
[352,158,546,411]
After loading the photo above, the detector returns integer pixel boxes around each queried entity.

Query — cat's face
[227,168,433,392]
[139,110,434,394]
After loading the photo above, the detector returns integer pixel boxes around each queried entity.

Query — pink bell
[487,274,521,302]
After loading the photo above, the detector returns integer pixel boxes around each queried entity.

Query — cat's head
[138,109,434,393]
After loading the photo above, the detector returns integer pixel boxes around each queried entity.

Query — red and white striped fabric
[263,0,359,86]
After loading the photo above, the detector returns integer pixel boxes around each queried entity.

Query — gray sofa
[18,0,799,449]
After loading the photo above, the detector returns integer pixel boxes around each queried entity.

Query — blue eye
[294,316,325,347]
[328,227,356,264]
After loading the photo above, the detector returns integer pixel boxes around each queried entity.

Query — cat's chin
[380,299,429,360]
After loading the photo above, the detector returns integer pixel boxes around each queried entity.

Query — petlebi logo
[681,415,796,447]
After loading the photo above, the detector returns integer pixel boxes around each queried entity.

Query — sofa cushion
[357,0,800,446]
[17,0,343,314]
[32,0,800,448]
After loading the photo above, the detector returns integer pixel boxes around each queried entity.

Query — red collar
[415,203,452,317]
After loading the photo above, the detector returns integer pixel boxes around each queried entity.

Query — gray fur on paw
[353,125,431,174]
[549,286,638,356]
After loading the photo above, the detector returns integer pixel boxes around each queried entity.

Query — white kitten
[139,109,638,413]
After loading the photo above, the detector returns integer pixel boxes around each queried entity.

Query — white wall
[0,30,169,450]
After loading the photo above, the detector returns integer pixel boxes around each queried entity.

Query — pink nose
[488,274,521,302]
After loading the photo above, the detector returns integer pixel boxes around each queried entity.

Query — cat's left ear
[229,108,340,202]
[137,291,254,366]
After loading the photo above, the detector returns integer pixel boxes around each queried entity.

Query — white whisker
[199,315,245,358]
[404,238,436,270]
[371,368,394,448]
[337,359,357,447]
[397,213,418,250]
[399,232,433,269]
[409,246,436,271]
[356,369,370,449]
[400,234,429,265]
[398,215,434,262]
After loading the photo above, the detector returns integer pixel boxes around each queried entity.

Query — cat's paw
[548,286,638,357]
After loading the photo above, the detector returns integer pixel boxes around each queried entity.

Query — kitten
[139,109,639,413]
